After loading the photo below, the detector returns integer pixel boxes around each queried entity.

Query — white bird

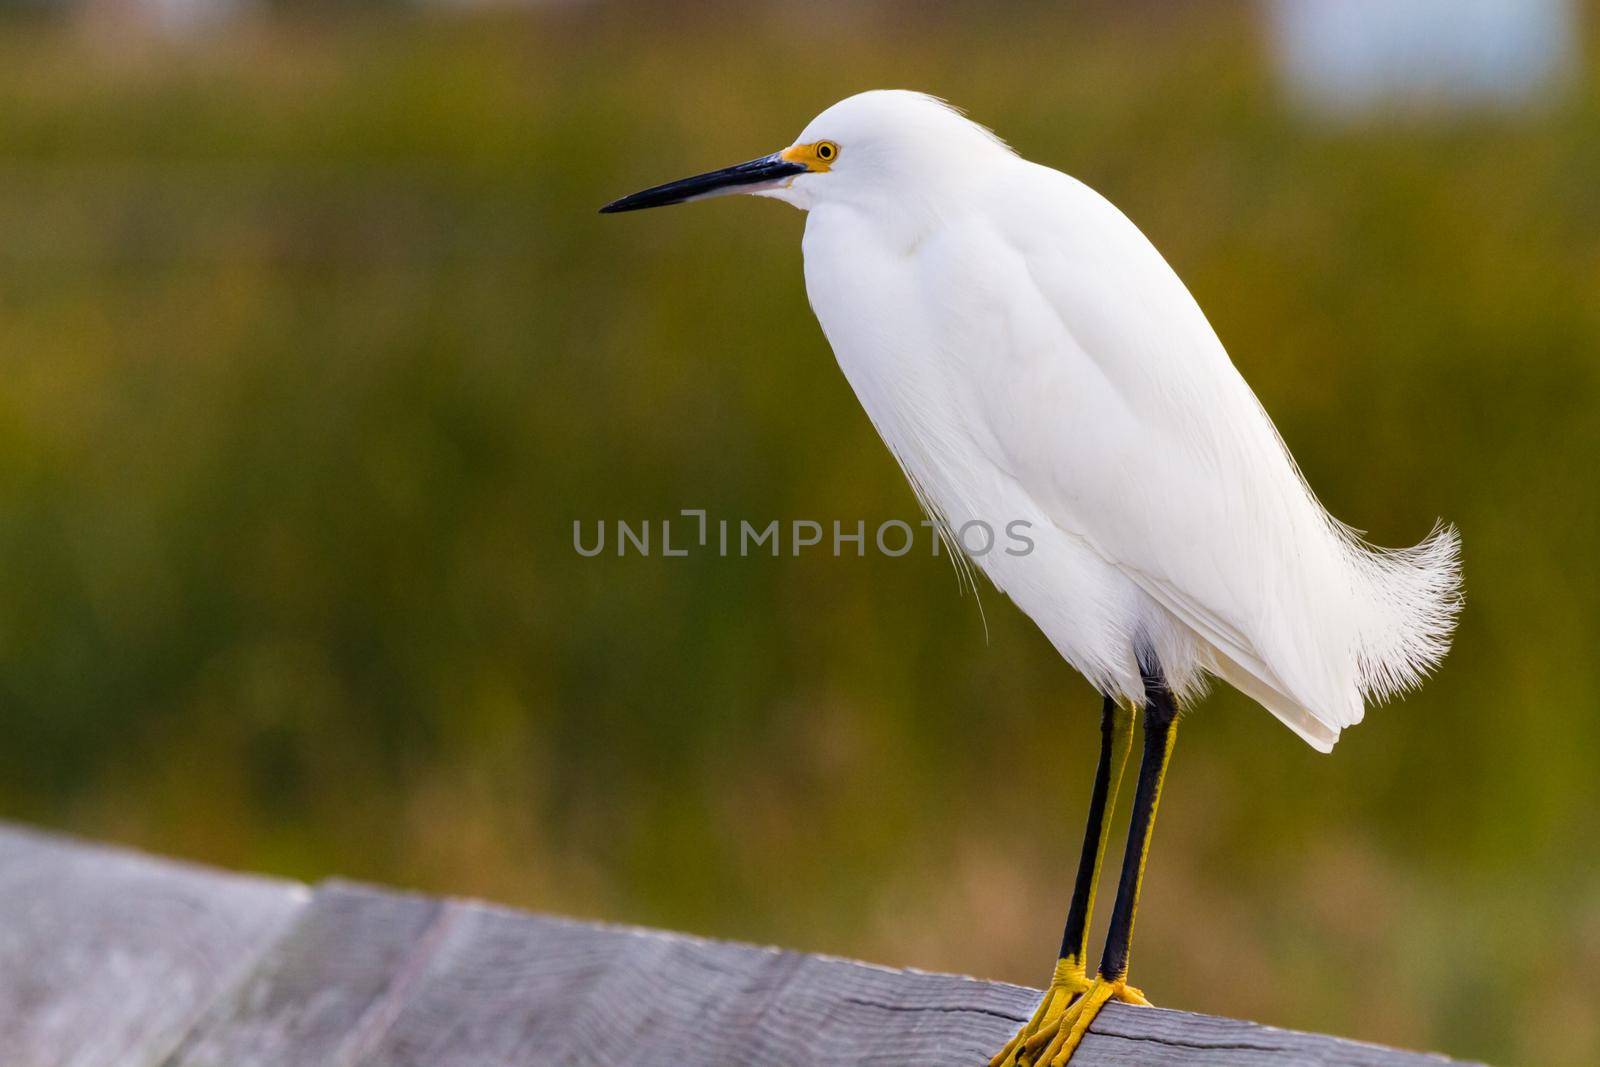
[602,90,1461,1065]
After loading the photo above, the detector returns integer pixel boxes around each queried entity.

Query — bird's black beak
[599,152,807,214]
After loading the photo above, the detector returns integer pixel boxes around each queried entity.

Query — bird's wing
[949,164,1374,746]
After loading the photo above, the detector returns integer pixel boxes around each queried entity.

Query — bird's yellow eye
[780,141,838,171]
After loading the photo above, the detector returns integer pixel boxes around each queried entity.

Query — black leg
[1056,695,1133,968]
[990,694,1136,1067]
[1097,668,1178,982]
[995,675,1176,1065]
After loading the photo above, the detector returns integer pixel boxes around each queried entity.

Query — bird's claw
[992,973,1149,1066]
[988,959,1092,1067]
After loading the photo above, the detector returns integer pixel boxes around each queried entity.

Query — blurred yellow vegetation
[0,4,1596,1064]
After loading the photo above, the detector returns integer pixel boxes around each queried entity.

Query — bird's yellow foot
[993,973,1149,1066]
[988,959,1092,1067]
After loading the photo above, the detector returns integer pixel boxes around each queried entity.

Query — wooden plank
[0,828,1480,1066]
[168,880,1481,1067]
[0,822,306,1067]
[165,881,447,1067]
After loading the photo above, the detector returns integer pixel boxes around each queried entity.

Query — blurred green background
[0,2,1596,1063]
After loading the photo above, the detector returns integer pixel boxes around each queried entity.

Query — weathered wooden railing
[0,822,1479,1066]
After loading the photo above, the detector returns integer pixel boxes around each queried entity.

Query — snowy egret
[601,91,1461,1064]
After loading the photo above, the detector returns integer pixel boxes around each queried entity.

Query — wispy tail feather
[1206,520,1461,753]
[1347,521,1463,703]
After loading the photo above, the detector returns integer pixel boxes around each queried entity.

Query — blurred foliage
[0,2,1596,1063]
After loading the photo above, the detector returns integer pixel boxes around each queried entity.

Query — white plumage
[605,89,1461,752]
[773,91,1459,751]
[597,92,1465,1059]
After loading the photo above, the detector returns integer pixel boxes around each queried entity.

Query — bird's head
[599,90,1012,215]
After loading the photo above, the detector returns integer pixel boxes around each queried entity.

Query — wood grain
[172,883,1480,1067]
[0,823,304,1067]
[0,824,1484,1066]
